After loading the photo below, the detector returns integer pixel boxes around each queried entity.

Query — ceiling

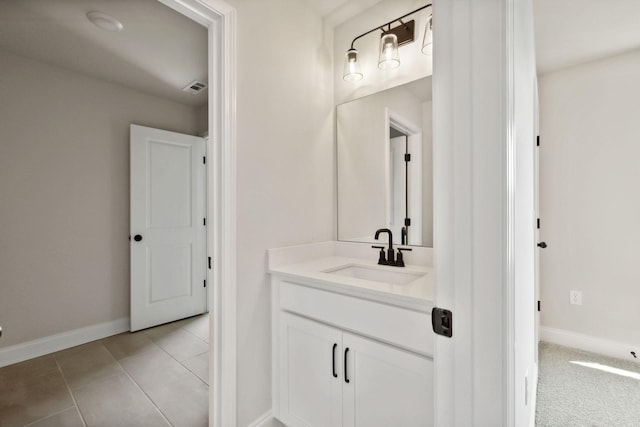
[534,0,640,74]
[4,0,636,101]
[303,0,384,27]
[0,0,208,107]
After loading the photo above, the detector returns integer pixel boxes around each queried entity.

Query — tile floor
[0,314,209,427]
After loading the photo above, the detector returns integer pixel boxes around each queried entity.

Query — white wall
[334,0,432,105]
[222,0,334,425]
[0,49,199,348]
[539,48,640,347]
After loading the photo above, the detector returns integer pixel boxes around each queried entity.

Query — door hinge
[404,153,411,162]
[208,257,212,270]
[432,307,452,338]
[203,218,206,226]
[536,135,540,147]
[537,300,541,312]
[404,218,411,226]
[203,279,206,288]
[537,218,540,229]
[203,156,206,164]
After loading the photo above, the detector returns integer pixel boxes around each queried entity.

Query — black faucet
[373,228,412,267]
[374,228,395,265]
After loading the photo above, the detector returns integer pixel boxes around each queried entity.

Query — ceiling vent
[182,80,207,94]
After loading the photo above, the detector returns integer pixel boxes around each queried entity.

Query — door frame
[157,1,237,426]
[433,0,531,425]
[385,109,423,245]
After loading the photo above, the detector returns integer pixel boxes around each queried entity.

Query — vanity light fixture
[342,3,432,81]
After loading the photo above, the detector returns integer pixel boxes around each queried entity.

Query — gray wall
[0,49,199,348]
[539,48,640,346]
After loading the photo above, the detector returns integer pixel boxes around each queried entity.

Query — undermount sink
[323,264,425,285]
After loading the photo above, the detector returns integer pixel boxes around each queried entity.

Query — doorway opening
[0,0,236,425]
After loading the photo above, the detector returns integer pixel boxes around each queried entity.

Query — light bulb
[343,48,363,81]
[378,33,400,70]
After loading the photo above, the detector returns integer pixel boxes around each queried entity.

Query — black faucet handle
[371,245,387,265]
[395,247,412,267]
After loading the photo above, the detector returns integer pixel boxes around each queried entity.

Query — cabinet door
[279,313,343,427]
[342,332,433,427]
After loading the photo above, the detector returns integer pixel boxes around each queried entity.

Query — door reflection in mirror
[389,113,423,246]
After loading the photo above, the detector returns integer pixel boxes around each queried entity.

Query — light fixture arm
[348,3,432,50]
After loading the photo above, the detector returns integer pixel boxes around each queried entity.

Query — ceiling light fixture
[342,3,432,81]
[87,11,124,32]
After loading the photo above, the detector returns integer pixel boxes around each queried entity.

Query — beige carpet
[536,342,640,426]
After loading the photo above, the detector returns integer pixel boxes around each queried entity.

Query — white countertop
[269,255,433,312]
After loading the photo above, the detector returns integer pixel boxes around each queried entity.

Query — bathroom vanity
[269,242,434,427]
[269,71,436,427]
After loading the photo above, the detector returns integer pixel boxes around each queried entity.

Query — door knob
[134,234,143,242]
[537,242,547,248]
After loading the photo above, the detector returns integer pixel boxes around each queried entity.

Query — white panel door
[130,124,206,332]
[279,313,343,427]
[342,332,433,427]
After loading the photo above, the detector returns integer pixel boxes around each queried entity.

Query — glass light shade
[343,48,363,81]
[378,33,400,70]
[422,13,433,55]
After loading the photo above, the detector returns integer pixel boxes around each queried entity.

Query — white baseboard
[247,411,281,427]
[0,317,130,368]
[540,326,640,364]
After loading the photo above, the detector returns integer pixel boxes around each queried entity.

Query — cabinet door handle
[332,343,338,378]
[344,347,350,383]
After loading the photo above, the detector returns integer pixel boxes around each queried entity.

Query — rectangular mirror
[337,77,432,247]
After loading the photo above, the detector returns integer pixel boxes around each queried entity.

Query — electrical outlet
[570,290,582,305]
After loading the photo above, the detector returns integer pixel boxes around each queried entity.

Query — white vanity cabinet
[272,275,434,427]
[279,312,342,427]
[342,331,433,427]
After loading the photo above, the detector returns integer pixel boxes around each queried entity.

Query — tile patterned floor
[0,314,209,427]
